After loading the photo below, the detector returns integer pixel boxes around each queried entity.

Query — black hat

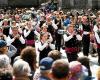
[0,40,7,48]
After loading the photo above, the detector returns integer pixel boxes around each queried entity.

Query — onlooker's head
[40,57,54,71]
[0,40,8,54]
[77,56,90,68]
[13,59,31,78]
[97,67,100,80]
[0,73,13,80]
[51,59,69,80]
[69,61,82,74]
[38,57,54,80]
[0,54,10,68]
[69,61,82,80]
[0,55,13,80]
[77,56,92,77]
[21,46,37,71]
[48,50,62,61]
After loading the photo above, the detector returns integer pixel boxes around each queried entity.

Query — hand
[72,31,76,36]
[29,27,33,31]
[14,34,20,39]
[47,39,51,44]
[14,36,17,39]
[93,43,97,49]
[0,33,3,37]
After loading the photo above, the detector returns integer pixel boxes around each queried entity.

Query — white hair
[13,59,31,76]
[0,54,10,68]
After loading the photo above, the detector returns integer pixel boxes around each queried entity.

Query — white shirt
[38,41,55,51]
[63,31,82,42]
[6,35,25,45]
[95,31,100,44]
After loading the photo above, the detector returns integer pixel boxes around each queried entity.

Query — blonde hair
[48,50,62,60]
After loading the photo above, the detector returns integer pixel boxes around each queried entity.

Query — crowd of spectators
[0,5,100,80]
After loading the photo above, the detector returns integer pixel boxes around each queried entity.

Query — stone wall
[92,0,99,9]
[8,0,39,7]
[0,0,8,5]
[0,0,99,9]
[61,0,100,9]
[98,0,100,8]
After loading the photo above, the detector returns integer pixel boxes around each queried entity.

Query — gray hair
[0,54,10,68]
[13,59,31,76]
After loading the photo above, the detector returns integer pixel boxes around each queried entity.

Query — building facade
[43,0,100,10]
[0,0,99,9]
[0,0,8,7]
[61,0,100,9]
[0,0,39,7]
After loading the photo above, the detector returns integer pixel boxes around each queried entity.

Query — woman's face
[3,21,8,26]
[42,33,48,41]
[12,22,16,26]
[12,28,18,35]
[42,27,47,32]
[56,13,59,18]
[75,65,82,73]
[0,46,8,54]
[68,26,74,34]
[82,16,88,23]
[41,16,45,21]
[27,21,32,28]
[47,17,51,22]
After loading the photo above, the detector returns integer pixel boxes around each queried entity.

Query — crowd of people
[0,6,100,80]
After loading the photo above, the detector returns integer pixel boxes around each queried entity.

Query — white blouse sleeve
[93,25,98,32]
[63,34,73,42]
[9,27,12,35]
[34,30,40,37]
[76,34,82,41]
[18,27,23,34]
[38,42,48,51]
[19,35,25,44]
[52,21,58,29]
[48,33,53,42]
[6,36,15,45]
[24,29,31,37]
[49,43,55,50]
[95,32,100,44]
